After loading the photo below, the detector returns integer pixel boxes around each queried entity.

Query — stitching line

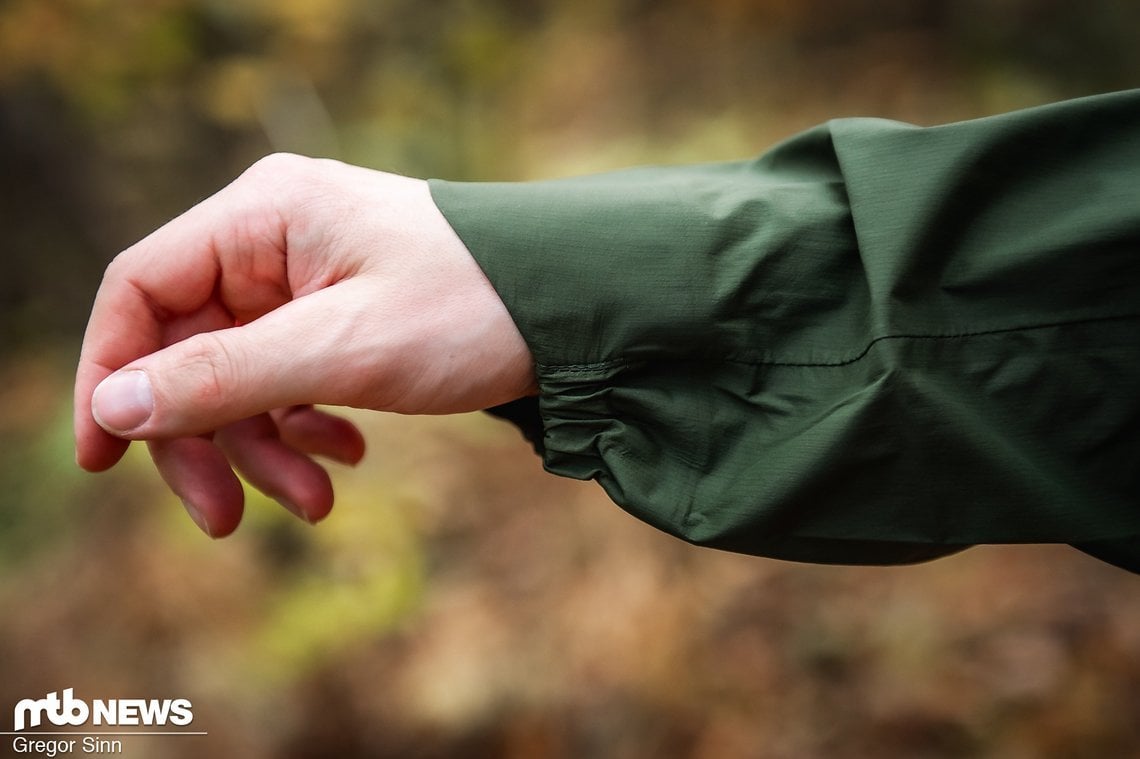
[537,311,1140,374]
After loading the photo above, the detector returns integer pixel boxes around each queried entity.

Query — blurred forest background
[2,1,1140,757]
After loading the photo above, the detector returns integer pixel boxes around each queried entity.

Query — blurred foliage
[2,1,1140,757]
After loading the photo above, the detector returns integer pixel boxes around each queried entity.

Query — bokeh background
[2,1,1140,757]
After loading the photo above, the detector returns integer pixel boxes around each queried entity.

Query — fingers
[74,281,167,472]
[86,284,372,443]
[273,406,366,466]
[148,408,361,537]
[148,437,245,539]
[215,414,335,525]
[74,157,300,472]
[77,292,245,470]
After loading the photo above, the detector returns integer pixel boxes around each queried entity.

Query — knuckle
[242,152,321,193]
[101,249,132,285]
[239,152,332,221]
[176,332,242,412]
[247,151,308,177]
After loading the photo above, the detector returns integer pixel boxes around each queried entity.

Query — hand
[74,154,536,537]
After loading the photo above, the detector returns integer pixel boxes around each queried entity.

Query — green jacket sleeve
[428,89,1140,570]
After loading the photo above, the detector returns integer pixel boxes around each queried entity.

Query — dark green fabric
[429,89,1140,569]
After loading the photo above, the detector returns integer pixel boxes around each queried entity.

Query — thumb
[91,294,353,439]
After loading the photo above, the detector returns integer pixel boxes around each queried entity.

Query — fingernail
[277,498,314,525]
[181,498,214,538]
[93,370,154,434]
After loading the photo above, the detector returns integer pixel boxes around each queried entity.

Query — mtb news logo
[14,688,193,731]
[6,689,204,756]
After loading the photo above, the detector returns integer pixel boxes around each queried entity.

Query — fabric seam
[537,311,1140,374]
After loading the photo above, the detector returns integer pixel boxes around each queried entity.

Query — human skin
[74,153,537,538]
